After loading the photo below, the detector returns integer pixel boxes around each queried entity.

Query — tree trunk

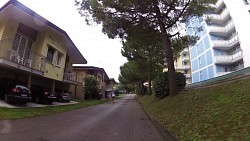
[148,62,152,95]
[153,2,177,96]
[164,36,177,96]
[159,24,177,96]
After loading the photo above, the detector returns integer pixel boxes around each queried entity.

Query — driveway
[0,99,78,108]
[0,94,169,141]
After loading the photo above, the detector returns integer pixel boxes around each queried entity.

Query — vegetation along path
[0,94,170,141]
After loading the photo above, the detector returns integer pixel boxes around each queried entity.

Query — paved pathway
[0,94,167,141]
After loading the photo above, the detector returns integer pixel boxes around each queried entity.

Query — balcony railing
[216,72,231,77]
[215,51,243,65]
[211,35,239,50]
[184,74,191,78]
[182,48,189,54]
[208,21,235,36]
[63,71,83,85]
[175,65,190,70]
[182,56,190,62]
[205,9,230,25]
[0,38,46,72]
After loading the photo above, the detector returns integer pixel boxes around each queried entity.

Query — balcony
[182,48,189,54]
[209,0,224,13]
[205,9,230,25]
[175,65,190,70]
[208,21,235,36]
[0,38,46,75]
[63,71,83,85]
[182,56,190,62]
[211,35,239,50]
[216,72,231,77]
[184,74,191,78]
[215,51,243,65]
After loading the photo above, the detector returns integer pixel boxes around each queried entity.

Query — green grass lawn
[138,79,250,141]
[0,100,109,120]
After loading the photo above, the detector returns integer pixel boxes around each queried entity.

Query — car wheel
[59,97,63,102]
[4,94,10,103]
[47,100,53,104]
[35,97,40,103]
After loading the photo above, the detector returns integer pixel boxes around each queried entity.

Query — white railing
[175,65,190,70]
[206,9,230,24]
[182,48,189,53]
[208,20,235,35]
[215,0,224,9]
[184,74,191,78]
[215,51,243,64]
[216,72,231,77]
[182,56,190,62]
[211,35,239,49]
[208,0,224,12]
[0,37,46,72]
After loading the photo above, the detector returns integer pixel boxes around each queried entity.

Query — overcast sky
[0,0,127,81]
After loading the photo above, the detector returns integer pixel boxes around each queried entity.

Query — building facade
[163,47,192,84]
[0,0,87,97]
[186,0,250,83]
[72,66,114,100]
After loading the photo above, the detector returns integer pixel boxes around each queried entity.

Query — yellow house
[163,48,192,84]
[72,66,113,100]
[0,1,87,93]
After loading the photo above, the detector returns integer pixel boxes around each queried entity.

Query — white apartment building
[186,0,250,83]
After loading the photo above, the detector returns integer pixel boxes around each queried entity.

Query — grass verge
[138,79,250,141]
[0,100,108,120]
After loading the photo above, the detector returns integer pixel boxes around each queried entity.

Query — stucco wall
[70,85,84,100]
[40,31,67,81]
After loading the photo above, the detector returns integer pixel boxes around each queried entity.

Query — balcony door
[12,32,33,61]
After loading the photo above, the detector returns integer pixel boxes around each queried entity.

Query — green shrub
[153,72,186,98]
[84,75,99,100]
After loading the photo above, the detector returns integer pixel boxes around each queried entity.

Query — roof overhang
[73,65,110,81]
[0,0,87,64]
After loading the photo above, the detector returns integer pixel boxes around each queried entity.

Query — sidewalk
[0,99,78,108]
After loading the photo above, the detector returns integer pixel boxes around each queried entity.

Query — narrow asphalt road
[0,94,166,141]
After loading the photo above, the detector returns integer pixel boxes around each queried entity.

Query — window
[184,70,188,74]
[56,52,63,66]
[200,71,203,80]
[12,32,33,61]
[46,46,55,63]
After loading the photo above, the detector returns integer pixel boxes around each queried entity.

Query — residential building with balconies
[163,47,192,84]
[0,0,87,96]
[72,66,112,100]
[186,0,250,83]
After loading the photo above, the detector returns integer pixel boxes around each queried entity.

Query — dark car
[4,84,32,104]
[0,78,31,104]
[55,90,71,102]
[30,85,56,104]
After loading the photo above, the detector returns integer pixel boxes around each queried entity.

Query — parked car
[30,85,56,104]
[55,90,71,102]
[0,78,31,104]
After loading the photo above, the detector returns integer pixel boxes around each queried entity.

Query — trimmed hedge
[153,72,186,98]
